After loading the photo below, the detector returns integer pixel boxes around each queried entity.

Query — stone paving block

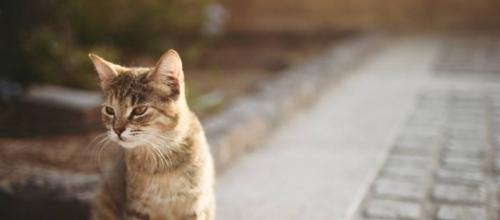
[373,179,427,200]
[446,135,487,145]
[397,135,438,148]
[435,169,483,185]
[382,165,428,180]
[450,106,487,112]
[411,109,447,115]
[446,119,484,127]
[453,117,486,123]
[386,155,433,170]
[492,126,500,134]
[449,104,486,110]
[406,125,443,133]
[493,136,500,149]
[443,154,482,164]
[449,132,486,140]
[393,144,435,157]
[447,129,485,140]
[395,138,436,149]
[436,37,500,73]
[445,140,487,150]
[441,149,483,160]
[413,100,448,107]
[494,158,500,172]
[409,109,446,117]
[432,183,485,204]
[495,176,500,188]
[449,110,486,116]
[447,112,485,120]
[446,136,487,146]
[447,123,486,132]
[436,205,486,220]
[355,218,387,220]
[442,157,482,172]
[443,148,482,160]
[408,111,445,120]
[446,125,485,135]
[450,96,485,103]
[450,105,486,112]
[453,102,486,108]
[364,199,422,219]
[409,109,445,119]
[445,147,486,157]
[449,116,486,123]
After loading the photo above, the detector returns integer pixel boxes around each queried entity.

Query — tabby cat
[88,50,215,220]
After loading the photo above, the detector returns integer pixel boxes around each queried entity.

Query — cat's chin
[116,140,144,149]
[112,138,144,149]
[108,133,144,149]
[118,141,141,149]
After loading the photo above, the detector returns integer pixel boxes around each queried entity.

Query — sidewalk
[215,35,500,220]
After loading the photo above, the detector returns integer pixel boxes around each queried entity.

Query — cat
[88,50,215,220]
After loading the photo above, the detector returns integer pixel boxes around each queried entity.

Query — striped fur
[89,50,215,220]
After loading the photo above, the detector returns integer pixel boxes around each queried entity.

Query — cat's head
[89,50,190,149]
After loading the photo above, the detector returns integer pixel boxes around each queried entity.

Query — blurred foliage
[0,0,211,90]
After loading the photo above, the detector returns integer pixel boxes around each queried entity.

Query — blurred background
[1,0,500,219]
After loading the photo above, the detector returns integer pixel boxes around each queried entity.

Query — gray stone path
[353,89,500,220]
[216,35,500,220]
[435,35,500,74]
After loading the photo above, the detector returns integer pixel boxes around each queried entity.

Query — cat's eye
[132,106,148,116]
[104,106,115,115]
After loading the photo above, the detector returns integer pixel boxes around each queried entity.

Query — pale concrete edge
[343,102,418,220]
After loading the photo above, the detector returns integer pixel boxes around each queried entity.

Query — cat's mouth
[108,132,144,149]
[115,138,143,149]
[117,140,139,149]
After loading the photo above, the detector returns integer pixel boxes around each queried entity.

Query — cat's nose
[113,127,126,139]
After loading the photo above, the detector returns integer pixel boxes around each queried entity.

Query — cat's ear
[149,49,184,90]
[88,53,120,89]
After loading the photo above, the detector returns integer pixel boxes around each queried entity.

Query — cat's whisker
[96,138,112,170]
[91,135,109,164]
[145,139,161,167]
[153,134,177,147]
[149,138,172,169]
[89,133,108,145]
[150,142,169,169]
[154,140,172,169]
[86,134,107,155]
[149,142,164,168]
[145,146,160,169]
[155,138,175,169]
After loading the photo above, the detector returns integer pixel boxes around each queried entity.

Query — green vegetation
[1,0,211,90]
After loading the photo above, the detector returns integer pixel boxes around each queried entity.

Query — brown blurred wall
[219,0,500,33]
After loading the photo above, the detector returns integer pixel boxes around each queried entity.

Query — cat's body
[89,50,215,220]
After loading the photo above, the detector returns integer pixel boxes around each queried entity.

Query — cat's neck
[124,135,193,175]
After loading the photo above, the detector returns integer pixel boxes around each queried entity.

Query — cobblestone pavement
[351,34,500,220]
[352,89,500,220]
[435,35,500,74]
[217,35,500,220]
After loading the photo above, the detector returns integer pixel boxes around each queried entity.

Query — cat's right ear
[88,53,118,89]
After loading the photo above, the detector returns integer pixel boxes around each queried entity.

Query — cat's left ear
[88,53,123,89]
[149,49,184,89]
